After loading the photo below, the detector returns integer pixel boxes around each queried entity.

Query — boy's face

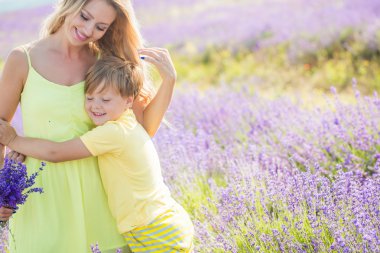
[85,84,133,126]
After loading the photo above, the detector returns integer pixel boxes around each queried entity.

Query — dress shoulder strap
[20,45,32,68]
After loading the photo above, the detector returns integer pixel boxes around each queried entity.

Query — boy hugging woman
[0,55,194,253]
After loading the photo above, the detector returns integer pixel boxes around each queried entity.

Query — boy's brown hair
[85,56,143,98]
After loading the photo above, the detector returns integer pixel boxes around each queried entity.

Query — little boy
[0,56,194,252]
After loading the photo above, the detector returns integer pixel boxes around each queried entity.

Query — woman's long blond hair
[41,0,154,103]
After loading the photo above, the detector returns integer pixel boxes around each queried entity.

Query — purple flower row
[1,0,380,58]
[7,83,380,252]
[151,83,380,252]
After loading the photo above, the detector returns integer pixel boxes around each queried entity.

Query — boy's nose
[92,101,102,109]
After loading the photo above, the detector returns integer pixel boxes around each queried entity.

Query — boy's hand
[6,150,26,163]
[138,47,177,84]
[0,119,17,146]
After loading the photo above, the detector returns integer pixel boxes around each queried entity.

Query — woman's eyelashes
[96,26,107,32]
[80,12,89,21]
[80,11,107,32]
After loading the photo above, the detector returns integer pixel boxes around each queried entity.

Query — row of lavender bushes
[148,83,380,252]
[1,0,380,60]
[2,84,379,253]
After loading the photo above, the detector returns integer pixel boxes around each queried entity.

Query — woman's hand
[138,47,177,84]
[0,206,14,222]
[0,119,17,146]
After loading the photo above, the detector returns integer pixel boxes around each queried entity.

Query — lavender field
[1,0,380,252]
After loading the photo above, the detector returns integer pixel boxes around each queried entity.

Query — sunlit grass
[2,41,379,108]
[172,43,380,97]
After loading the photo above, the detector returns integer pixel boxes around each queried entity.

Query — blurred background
[1,0,380,97]
[2,2,380,252]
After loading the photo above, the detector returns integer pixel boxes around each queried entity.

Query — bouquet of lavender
[0,158,44,227]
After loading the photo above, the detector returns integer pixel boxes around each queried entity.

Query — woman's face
[65,0,117,46]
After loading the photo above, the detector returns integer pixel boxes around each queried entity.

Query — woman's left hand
[138,47,177,84]
[0,206,14,222]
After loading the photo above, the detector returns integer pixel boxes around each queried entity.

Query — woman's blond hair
[41,0,154,102]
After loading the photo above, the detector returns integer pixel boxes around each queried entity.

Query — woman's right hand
[0,206,14,222]
[138,47,177,84]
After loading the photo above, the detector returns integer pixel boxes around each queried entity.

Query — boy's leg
[123,205,194,252]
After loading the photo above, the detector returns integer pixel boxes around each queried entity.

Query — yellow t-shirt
[80,110,176,233]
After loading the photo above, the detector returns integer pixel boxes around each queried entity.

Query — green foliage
[172,38,380,96]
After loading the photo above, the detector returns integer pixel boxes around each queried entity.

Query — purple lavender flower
[0,158,44,211]
[90,243,122,253]
[90,243,101,253]
[0,158,44,252]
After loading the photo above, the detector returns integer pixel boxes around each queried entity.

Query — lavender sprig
[0,158,44,252]
[90,243,122,253]
[0,158,44,211]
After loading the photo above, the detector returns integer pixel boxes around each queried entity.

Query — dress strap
[21,45,32,68]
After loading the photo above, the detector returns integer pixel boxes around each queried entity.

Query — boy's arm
[0,119,92,163]
[10,137,92,163]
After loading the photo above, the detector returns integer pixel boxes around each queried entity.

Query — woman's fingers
[138,47,173,65]
[0,207,14,221]
[138,49,161,60]
[138,47,176,82]
[138,48,171,62]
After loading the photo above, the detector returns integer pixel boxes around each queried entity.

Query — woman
[0,0,176,252]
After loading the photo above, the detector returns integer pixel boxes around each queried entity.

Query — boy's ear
[125,96,134,109]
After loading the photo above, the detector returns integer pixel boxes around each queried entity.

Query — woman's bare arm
[0,48,28,216]
[133,48,176,137]
[0,47,28,167]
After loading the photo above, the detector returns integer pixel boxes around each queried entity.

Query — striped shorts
[123,205,194,253]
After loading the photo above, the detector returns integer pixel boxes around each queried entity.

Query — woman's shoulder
[6,40,41,65]
[4,46,29,75]
[7,46,27,62]
[8,39,53,75]
[1,46,30,90]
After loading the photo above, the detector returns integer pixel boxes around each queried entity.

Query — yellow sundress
[8,47,127,253]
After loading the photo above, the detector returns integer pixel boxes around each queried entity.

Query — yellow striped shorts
[123,205,194,253]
